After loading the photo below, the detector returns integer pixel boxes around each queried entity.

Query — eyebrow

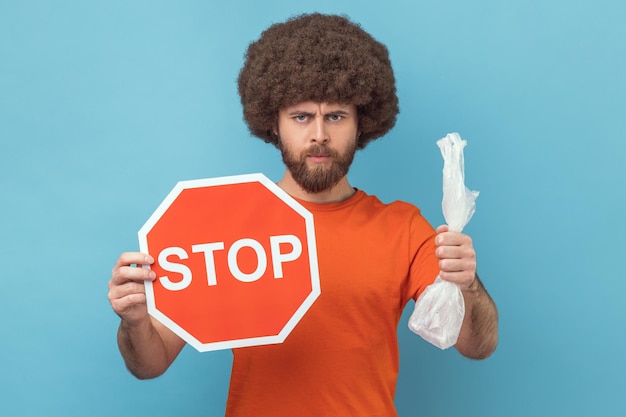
[326,110,351,115]
[286,109,352,116]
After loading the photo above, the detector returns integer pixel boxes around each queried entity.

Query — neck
[277,169,356,203]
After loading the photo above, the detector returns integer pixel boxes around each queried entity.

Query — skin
[275,102,358,203]
[108,101,498,378]
[108,253,183,378]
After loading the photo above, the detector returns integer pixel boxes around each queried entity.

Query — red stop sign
[138,173,320,352]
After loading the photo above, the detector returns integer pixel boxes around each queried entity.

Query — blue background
[1,0,625,416]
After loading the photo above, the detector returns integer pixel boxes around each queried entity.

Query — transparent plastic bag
[408,132,479,349]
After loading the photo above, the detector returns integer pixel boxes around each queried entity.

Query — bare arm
[108,252,186,379]
[455,276,498,359]
[116,315,185,379]
[435,226,498,359]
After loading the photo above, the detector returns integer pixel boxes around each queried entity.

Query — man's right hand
[108,252,156,326]
[108,252,185,379]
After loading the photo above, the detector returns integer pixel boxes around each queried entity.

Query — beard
[278,139,357,194]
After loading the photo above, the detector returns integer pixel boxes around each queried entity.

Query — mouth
[305,144,333,164]
[307,154,331,164]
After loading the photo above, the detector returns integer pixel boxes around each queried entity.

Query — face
[276,102,359,193]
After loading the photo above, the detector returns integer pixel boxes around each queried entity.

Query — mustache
[306,144,334,157]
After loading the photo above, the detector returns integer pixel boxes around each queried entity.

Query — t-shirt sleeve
[403,210,439,303]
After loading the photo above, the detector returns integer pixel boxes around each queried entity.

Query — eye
[327,114,343,122]
[294,114,308,122]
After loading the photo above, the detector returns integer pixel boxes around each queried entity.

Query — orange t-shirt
[225,190,439,417]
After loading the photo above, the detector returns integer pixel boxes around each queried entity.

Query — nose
[311,115,329,143]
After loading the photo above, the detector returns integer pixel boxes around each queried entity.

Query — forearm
[117,317,179,379]
[455,275,498,359]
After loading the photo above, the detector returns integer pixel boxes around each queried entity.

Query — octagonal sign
[138,173,320,352]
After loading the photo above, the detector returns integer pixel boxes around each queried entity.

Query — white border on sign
[137,173,320,352]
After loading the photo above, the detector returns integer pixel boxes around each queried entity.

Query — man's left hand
[435,225,477,290]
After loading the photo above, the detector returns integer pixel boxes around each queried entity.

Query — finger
[109,292,148,318]
[439,257,476,273]
[439,270,476,288]
[436,244,475,260]
[108,280,148,316]
[436,231,472,248]
[114,252,154,270]
[436,224,449,234]
[110,264,156,287]
[108,281,147,301]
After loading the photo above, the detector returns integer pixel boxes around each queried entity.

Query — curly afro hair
[237,13,399,149]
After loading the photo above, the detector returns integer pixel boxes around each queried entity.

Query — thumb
[436,224,449,234]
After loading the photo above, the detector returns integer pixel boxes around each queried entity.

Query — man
[108,13,498,416]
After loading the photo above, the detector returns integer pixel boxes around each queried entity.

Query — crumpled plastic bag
[408,132,479,349]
